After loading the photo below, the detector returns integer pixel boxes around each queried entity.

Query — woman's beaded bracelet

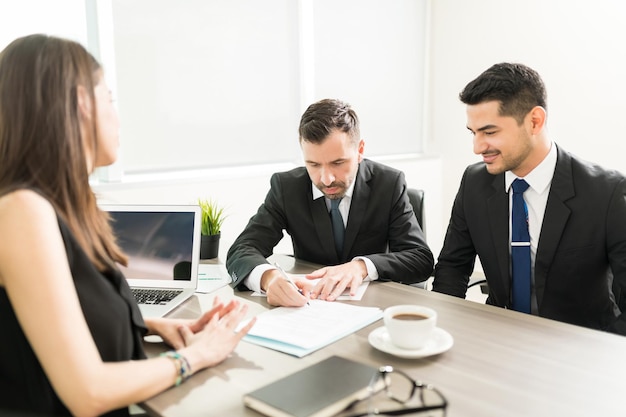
[160,351,192,386]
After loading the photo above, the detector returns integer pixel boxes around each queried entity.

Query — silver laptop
[101,204,201,318]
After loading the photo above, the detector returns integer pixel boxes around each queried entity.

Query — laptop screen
[102,205,201,285]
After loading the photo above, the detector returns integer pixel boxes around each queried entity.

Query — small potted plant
[198,198,226,259]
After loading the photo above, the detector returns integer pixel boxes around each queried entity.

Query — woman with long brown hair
[0,34,255,417]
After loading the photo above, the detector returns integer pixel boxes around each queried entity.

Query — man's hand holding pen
[261,265,312,307]
[273,262,311,306]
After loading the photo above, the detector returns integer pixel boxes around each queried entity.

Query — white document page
[196,264,231,294]
[240,300,383,357]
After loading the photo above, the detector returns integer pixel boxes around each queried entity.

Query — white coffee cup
[383,305,437,350]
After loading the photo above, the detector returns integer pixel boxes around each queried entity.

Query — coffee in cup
[383,305,437,350]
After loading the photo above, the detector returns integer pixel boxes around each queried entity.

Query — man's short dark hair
[459,63,547,124]
[298,98,360,144]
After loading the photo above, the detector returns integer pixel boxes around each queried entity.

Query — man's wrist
[353,256,378,281]
[352,259,368,278]
[245,263,277,293]
[260,270,279,292]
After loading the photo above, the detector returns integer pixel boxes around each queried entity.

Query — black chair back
[407,188,425,235]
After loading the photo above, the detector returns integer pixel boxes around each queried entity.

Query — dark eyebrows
[305,157,347,165]
[467,124,499,133]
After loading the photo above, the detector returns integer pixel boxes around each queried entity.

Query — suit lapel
[487,174,512,300]
[535,147,574,306]
[343,162,371,262]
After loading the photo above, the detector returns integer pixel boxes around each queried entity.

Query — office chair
[406,188,429,289]
[613,281,626,313]
[406,188,425,236]
[468,276,489,295]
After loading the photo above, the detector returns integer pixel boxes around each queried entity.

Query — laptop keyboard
[132,288,183,305]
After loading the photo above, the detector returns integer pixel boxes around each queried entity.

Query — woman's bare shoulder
[0,189,56,220]
[0,191,60,287]
[0,190,59,248]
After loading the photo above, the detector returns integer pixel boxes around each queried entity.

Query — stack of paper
[241,300,383,357]
[196,264,231,294]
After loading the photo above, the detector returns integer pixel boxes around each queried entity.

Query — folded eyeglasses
[343,365,448,417]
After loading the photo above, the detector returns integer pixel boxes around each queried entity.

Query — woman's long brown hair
[0,34,127,270]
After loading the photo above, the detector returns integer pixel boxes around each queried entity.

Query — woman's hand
[179,299,256,369]
[144,296,248,350]
[146,296,255,372]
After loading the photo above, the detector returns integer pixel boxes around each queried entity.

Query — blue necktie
[511,179,531,313]
[330,198,345,257]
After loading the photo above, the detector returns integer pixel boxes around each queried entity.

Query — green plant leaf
[197,198,227,236]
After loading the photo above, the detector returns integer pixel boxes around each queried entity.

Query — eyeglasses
[343,365,448,416]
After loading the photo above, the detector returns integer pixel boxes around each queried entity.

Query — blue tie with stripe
[511,179,531,313]
[330,198,345,257]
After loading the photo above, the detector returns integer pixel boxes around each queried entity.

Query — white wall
[106,0,428,174]
[0,0,87,49]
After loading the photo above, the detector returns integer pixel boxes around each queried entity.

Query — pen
[273,262,310,306]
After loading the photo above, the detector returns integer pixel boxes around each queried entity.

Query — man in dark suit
[227,99,434,306]
[433,63,626,335]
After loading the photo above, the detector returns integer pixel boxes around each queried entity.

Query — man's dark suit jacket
[226,159,434,289]
[433,145,626,335]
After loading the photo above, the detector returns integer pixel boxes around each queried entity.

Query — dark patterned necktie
[511,179,531,313]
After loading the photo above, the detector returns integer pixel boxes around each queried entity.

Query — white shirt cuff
[243,263,276,293]
[353,256,378,281]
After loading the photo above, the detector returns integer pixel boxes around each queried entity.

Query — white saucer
[368,326,453,358]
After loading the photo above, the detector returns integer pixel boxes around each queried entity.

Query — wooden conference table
[141,256,626,416]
